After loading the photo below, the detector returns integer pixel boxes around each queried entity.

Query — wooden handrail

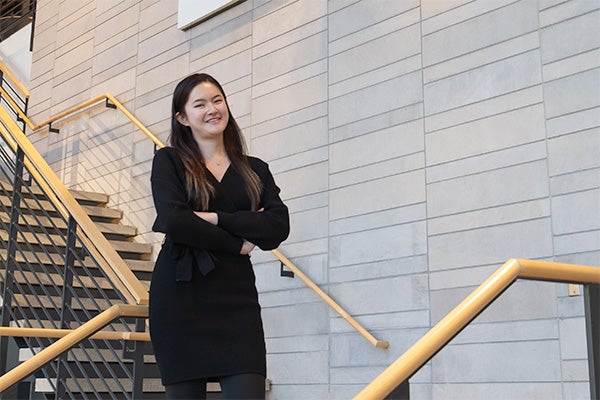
[0,59,29,98]
[31,93,164,148]
[0,106,149,305]
[272,249,389,348]
[0,304,149,393]
[0,85,34,128]
[353,258,600,399]
[0,326,150,342]
[0,62,161,147]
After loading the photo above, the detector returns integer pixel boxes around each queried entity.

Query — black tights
[164,373,265,400]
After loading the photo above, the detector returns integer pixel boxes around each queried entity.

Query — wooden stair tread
[68,189,109,205]
[94,221,137,237]
[0,195,123,221]
[0,213,136,237]
[0,231,151,257]
[35,377,270,393]
[0,180,110,206]
[108,240,152,255]
[81,204,123,220]
[10,270,113,290]
[0,249,154,274]
[13,294,114,310]
[0,229,69,248]
[19,348,154,364]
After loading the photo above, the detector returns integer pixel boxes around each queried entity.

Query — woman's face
[176,81,229,141]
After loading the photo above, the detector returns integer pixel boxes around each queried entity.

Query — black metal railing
[0,0,36,50]
[0,66,146,399]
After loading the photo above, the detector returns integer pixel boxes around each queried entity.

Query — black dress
[149,147,289,385]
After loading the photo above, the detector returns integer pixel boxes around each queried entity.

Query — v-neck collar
[207,163,231,184]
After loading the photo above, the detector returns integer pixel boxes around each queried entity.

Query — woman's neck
[194,137,226,161]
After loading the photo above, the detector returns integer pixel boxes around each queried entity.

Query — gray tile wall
[26,0,599,398]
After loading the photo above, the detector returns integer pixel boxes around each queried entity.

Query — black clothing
[149,147,289,385]
[164,373,266,400]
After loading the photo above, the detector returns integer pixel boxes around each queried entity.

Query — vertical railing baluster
[55,216,78,400]
[130,318,147,400]
[0,147,25,376]
[29,0,37,52]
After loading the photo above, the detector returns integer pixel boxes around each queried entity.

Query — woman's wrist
[194,211,218,225]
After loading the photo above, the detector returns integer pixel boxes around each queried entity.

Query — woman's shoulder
[152,146,184,172]
[246,155,270,173]
[154,146,177,157]
[153,146,181,163]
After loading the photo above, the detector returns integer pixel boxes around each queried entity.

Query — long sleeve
[216,157,290,250]
[151,147,243,254]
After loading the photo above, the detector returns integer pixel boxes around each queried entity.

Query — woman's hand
[240,240,256,255]
[194,211,218,225]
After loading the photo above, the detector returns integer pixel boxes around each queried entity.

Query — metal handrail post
[584,284,599,399]
[0,147,25,376]
[0,69,4,105]
[130,318,146,400]
[60,216,78,328]
[28,0,37,52]
[55,215,78,400]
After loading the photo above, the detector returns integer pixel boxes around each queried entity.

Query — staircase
[0,181,162,399]
[0,180,234,399]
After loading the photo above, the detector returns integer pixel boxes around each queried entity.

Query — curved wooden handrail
[0,59,29,98]
[0,326,150,342]
[31,93,164,148]
[273,249,389,348]
[0,304,149,393]
[353,258,600,400]
[0,62,161,147]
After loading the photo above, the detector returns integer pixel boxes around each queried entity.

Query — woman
[149,73,290,399]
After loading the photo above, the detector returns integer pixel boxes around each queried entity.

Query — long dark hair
[169,73,262,211]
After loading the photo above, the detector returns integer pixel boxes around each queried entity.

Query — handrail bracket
[48,121,59,133]
[280,261,294,278]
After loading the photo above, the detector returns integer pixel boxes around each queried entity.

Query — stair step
[0,212,136,238]
[0,231,151,258]
[14,293,113,311]
[0,250,154,272]
[0,249,154,274]
[0,194,124,223]
[0,229,70,248]
[34,377,271,394]
[94,221,137,238]
[35,378,226,394]
[69,189,109,206]
[19,347,155,364]
[81,204,123,221]
[109,240,153,258]
[0,180,110,206]
[123,259,154,273]
[0,195,59,216]
[11,270,113,291]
